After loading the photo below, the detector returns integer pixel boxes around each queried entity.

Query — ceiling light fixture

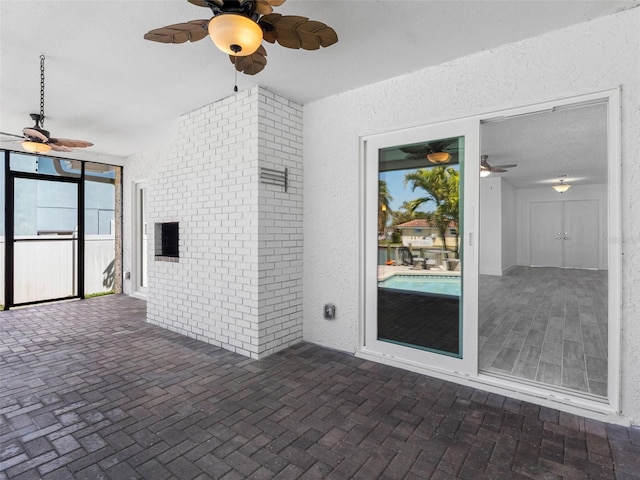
[208,14,263,56]
[21,140,51,154]
[427,152,451,164]
[552,178,572,193]
[480,168,491,178]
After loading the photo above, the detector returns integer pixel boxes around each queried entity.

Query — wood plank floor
[479,267,608,398]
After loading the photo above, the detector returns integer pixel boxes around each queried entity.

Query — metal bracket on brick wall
[260,167,288,192]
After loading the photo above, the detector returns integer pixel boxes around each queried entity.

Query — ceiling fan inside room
[0,55,93,155]
[143,0,338,76]
[480,155,517,177]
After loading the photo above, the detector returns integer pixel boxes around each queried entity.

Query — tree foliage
[404,166,460,256]
[378,180,393,235]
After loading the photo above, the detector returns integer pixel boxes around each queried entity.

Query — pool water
[379,275,461,297]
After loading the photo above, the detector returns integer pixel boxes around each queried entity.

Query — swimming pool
[378,275,461,297]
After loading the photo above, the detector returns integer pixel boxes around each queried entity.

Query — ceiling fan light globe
[427,152,451,163]
[480,169,491,177]
[22,140,51,154]
[552,183,572,193]
[208,14,263,56]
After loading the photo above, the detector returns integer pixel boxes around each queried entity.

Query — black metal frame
[3,150,87,309]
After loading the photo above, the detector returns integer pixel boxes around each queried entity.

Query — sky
[380,169,421,212]
[380,165,460,214]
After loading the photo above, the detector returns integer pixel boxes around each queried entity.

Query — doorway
[478,99,613,399]
[360,91,620,414]
[132,181,148,298]
[12,177,79,304]
[530,200,600,269]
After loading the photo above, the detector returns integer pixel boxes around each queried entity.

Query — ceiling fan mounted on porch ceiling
[0,55,93,155]
[400,138,461,164]
[143,0,338,76]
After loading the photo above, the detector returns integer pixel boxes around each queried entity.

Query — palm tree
[440,169,460,256]
[378,179,393,237]
[404,166,460,256]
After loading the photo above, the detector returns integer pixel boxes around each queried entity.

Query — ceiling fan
[144,0,338,76]
[400,138,460,164]
[0,56,93,155]
[480,155,517,176]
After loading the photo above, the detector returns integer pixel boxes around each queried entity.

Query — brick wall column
[146,87,303,359]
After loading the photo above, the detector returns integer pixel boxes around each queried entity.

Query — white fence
[0,236,114,305]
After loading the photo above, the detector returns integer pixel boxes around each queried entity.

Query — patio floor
[1,295,639,480]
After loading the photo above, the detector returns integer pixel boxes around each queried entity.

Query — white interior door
[564,199,599,269]
[529,199,599,268]
[530,201,562,267]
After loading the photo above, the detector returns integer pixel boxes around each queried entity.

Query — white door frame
[477,89,621,415]
[357,88,622,418]
[131,180,148,299]
[359,118,480,376]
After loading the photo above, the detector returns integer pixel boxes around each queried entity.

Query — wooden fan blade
[144,19,209,44]
[493,164,517,169]
[49,144,73,153]
[259,13,337,50]
[491,168,508,173]
[23,128,49,142]
[254,0,274,15]
[230,45,267,75]
[49,138,94,148]
[400,145,430,155]
[188,0,223,7]
[254,0,286,15]
[0,131,25,139]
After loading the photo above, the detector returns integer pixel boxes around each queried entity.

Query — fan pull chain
[39,55,46,126]
[233,56,238,93]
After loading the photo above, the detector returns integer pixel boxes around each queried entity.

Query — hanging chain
[39,55,46,126]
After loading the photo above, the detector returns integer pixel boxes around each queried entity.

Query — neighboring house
[396,218,457,250]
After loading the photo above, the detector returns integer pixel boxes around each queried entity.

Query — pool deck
[378,265,461,281]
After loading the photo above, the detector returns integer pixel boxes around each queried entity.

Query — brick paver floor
[1,294,639,479]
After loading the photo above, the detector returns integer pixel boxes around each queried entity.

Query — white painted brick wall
[257,88,304,356]
[146,87,303,359]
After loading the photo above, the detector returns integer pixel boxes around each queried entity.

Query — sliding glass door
[363,120,479,375]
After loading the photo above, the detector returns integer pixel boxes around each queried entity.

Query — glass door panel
[363,120,479,375]
[378,137,463,356]
[13,178,78,304]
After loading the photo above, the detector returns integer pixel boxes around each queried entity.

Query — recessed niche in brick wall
[155,222,179,262]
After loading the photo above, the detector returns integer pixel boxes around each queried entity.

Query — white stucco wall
[302,8,640,422]
[479,176,503,276]
[501,181,517,273]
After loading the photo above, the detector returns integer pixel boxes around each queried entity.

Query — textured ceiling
[0,0,637,161]
[481,103,608,189]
